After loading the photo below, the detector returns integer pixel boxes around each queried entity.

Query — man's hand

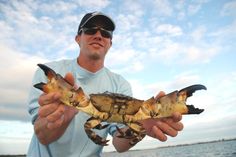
[113,91,184,152]
[141,113,183,141]
[140,91,184,141]
[34,72,78,144]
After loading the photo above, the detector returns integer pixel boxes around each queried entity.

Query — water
[101,140,236,157]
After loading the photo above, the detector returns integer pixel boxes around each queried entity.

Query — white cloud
[188,4,201,15]
[153,0,173,16]
[148,73,201,95]
[38,1,77,15]
[209,20,236,40]
[187,0,210,16]
[122,0,144,17]
[144,35,220,65]
[128,79,150,99]
[0,1,38,25]
[155,24,183,36]
[0,44,48,121]
[115,14,141,32]
[190,26,206,42]
[128,72,202,100]
[170,73,201,88]
[186,46,219,63]
[0,0,79,60]
[77,0,110,9]
[106,47,145,74]
[220,1,236,17]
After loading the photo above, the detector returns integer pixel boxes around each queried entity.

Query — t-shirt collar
[72,58,105,79]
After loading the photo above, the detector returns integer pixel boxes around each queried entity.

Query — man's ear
[110,40,112,46]
[75,35,81,46]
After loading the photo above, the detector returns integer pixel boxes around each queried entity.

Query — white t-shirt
[27,58,132,157]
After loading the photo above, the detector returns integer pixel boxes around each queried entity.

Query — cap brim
[81,13,115,31]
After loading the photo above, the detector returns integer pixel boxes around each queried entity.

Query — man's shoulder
[104,67,126,81]
[42,59,75,72]
[103,67,131,88]
[45,59,74,68]
[103,67,132,96]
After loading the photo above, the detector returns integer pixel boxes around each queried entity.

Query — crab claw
[179,84,207,98]
[33,64,59,93]
[34,82,46,91]
[186,105,204,114]
[37,64,57,80]
[179,84,207,114]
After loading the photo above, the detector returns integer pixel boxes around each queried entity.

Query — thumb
[64,72,75,86]
[155,91,165,100]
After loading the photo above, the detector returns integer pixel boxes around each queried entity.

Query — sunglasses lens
[82,27,112,38]
[84,28,97,35]
[100,30,112,38]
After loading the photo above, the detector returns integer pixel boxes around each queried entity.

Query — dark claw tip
[179,84,207,97]
[34,82,46,91]
[37,64,55,76]
[187,105,204,114]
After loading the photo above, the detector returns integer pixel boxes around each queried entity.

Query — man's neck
[77,56,104,73]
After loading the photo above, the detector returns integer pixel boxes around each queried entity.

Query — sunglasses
[81,27,113,39]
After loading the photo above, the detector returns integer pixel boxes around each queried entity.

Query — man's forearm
[34,116,69,145]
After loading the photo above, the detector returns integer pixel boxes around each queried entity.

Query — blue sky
[0,0,236,155]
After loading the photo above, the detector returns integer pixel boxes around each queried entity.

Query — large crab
[34,64,206,146]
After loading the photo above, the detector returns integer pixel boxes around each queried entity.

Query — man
[27,11,183,157]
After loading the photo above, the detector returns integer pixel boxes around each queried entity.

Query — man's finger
[38,92,61,106]
[38,103,59,117]
[156,121,178,137]
[64,72,75,86]
[162,118,184,131]
[47,115,64,130]
[47,105,65,122]
[155,91,165,99]
[172,112,182,122]
[152,126,167,142]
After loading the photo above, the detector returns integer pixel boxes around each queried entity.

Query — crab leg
[116,123,146,146]
[84,117,109,146]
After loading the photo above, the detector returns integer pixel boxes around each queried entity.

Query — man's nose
[93,30,102,39]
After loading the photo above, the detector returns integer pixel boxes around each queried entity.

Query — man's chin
[89,53,102,60]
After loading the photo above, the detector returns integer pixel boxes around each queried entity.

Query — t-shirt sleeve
[27,67,47,124]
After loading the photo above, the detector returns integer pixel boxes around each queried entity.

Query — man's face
[76,19,112,61]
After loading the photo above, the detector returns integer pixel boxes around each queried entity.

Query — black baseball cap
[77,11,115,34]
